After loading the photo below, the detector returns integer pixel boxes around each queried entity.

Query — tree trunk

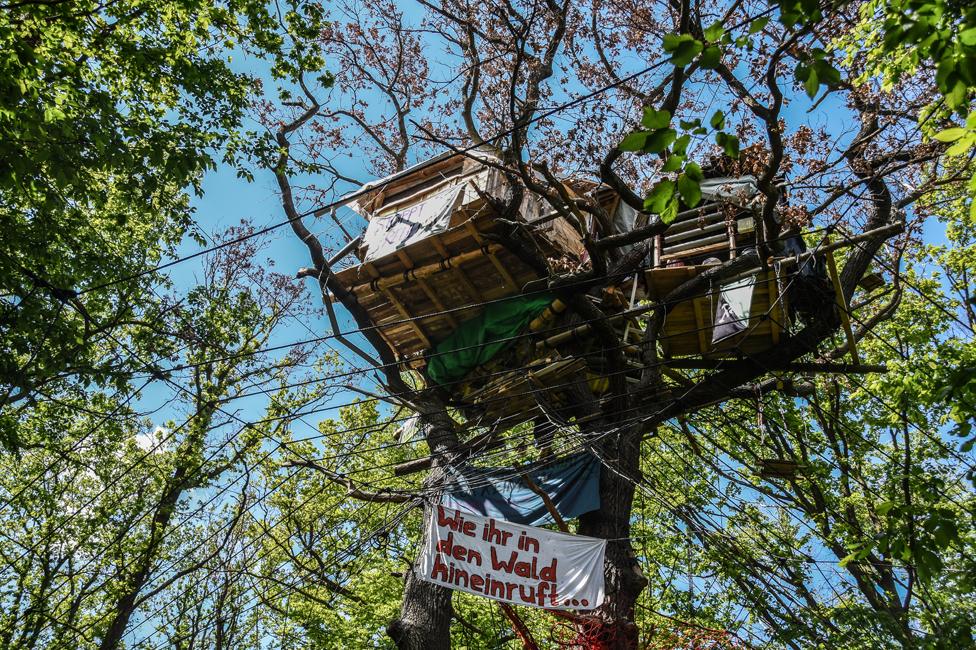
[98,459,191,650]
[388,404,459,649]
[577,430,647,650]
[387,501,454,650]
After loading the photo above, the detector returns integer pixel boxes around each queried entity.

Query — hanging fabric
[699,175,758,205]
[712,275,756,344]
[362,184,463,261]
[442,452,601,526]
[426,293,555,386]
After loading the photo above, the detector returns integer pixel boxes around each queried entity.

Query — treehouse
[639,176,802,360]
[327,154,830,430]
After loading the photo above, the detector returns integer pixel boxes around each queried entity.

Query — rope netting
[500,605,743,650]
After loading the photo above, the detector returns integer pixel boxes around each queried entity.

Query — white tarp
[700,176,758,205]
[362,185,463,261]
[418,505,606,611]
[712,275,756,344]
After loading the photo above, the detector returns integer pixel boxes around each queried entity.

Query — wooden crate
[644,265,789,358]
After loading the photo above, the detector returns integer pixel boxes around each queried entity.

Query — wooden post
[824,238,861,365]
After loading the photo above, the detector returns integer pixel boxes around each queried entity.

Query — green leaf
[814,60,841,86]
[804,66,819,98]
[661,196,679,224]
[710,110,726,130]
[684,161,704,182]
[946,136,974,156]
[672,133,691,156]
[665,34,704,67]
[915,547,943,584]
[932,519,958,549]
[875,500,896,515]
[644,179,675,215]
[677,171,702,207]
[619,132,649,152]
[642,108,672,130]
[946,79,967,110]
[662,33,683,52]
[644,128,677,153]
[960,26,976,46]
[700,46,722,69]
[662,154,684,172]
[716,132,740,158]
[704,21,724,42]
[749,17,770,34]
[679,118,702,130]
[933,127,967,142]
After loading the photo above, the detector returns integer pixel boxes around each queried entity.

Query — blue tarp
[441,452,601,526]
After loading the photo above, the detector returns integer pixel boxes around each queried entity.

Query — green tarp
[426,293,555,386]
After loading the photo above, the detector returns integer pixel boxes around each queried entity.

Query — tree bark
[387,501,455,650]
[388,403,460,649]
[576,429,647,649]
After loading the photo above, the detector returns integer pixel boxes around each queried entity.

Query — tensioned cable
[6,265,800,545]
[118,425,628,646]
[7,45,940,650]
[73,58,674,299]
[13,226,816,566]
[26,109,932,616]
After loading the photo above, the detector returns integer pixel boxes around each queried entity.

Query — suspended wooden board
[460,357,587,429]
[644,265,790,358]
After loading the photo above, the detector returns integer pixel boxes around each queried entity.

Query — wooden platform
[644,265,790,358]
[333,156,585,370]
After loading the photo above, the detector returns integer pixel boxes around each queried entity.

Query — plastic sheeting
[426,293,555,386]
[612,200,638,256]
[361,185,463,261]
[712,275,756,344]
[700,176,758,205]
[442,452,601,526]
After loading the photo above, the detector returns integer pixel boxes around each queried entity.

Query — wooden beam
[332,244,504,298]
[464,221,518,292]
[432,235,481,305]
[396,249,458,329]
[825,239,861,365]
[663,359,886,373]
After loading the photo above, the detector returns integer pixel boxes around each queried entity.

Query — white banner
[418,505,606,610]
[362,185,462,261]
